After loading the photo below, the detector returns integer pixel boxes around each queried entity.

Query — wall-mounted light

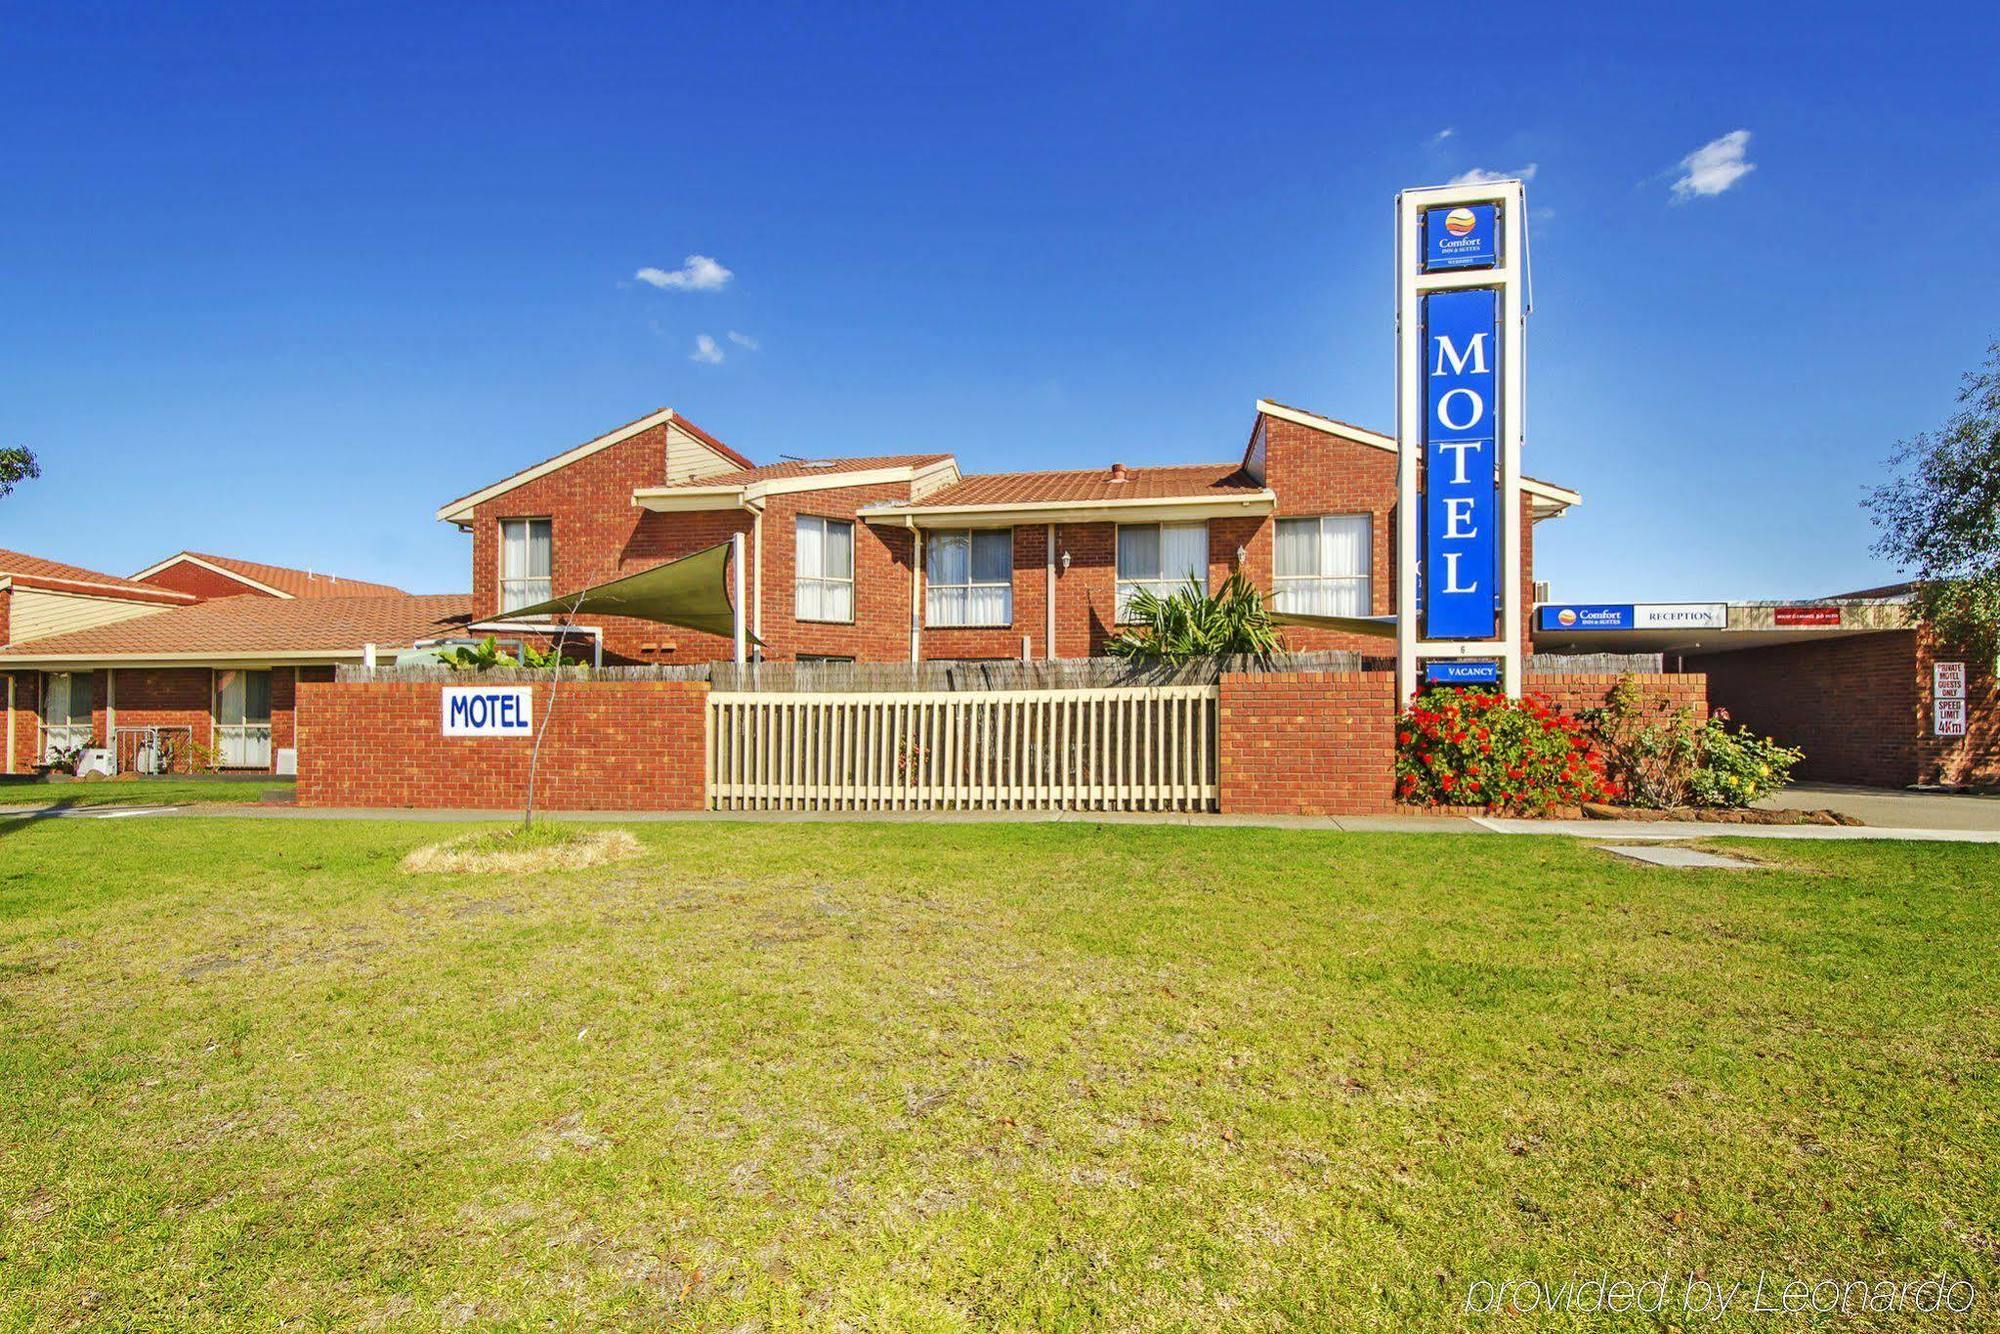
[1059,549,1072,572]
[1235,544,1248,566]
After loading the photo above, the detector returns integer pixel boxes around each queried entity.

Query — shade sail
[506,541,758,642]
[1270,610,1399,640]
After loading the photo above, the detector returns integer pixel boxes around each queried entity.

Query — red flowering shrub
[1394,687,1615,813]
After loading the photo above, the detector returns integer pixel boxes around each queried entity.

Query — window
[926,528,1013,627]
[1274,515,1372,617]
[40,671,92,761]
[499,518,553,614]
[795,516,854,622]
[1115,522,1209,621]
[213,669,273,769]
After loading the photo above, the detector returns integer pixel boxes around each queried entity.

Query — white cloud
[1432,127,1455,144]
[636,255,733,291]
[1671,130,1755,200]
[1448,163,1538,186]
[726,330,759,351]
[690,333,724,365]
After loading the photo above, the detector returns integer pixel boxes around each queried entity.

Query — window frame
[40,670,93,761]
[497,516,554,617]
[1114,520,1210,624]
[924,527,1015,628]
[794,514,856,624]
[213,668,273,770]
[1272,513,1374,618]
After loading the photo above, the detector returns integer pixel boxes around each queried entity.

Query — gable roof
[0,593,474,665]
[435,408,755,523]
[131,551,406,599]
[0,548,197,602]
[1253,399,1582,516]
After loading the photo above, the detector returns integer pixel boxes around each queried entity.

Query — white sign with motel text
[441,686,534,737]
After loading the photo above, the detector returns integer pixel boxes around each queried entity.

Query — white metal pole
[731,531,748,665]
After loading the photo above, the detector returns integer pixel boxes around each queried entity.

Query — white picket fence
[706,686,1219,812]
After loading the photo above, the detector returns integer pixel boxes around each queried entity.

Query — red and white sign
[1774,605,1841,627]
[1934,662,1967,737]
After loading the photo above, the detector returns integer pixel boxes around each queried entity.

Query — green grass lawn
[1,820,1995,1328]
[0,774,293,808]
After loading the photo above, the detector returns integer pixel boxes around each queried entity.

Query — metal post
[731,531,748,665]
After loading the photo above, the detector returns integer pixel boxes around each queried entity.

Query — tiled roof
[663,455,954,488]
[155,551,406,598]
[908,463,1260,508]
[0,548,192,600]
[0,593,473,660]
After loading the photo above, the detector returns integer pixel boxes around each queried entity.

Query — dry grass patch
[399,824,642,875]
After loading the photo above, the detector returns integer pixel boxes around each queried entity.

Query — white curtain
[41,672,92,759]
[1274,515,1371,616]
[501,519,553,612]
[796,517,854,622]
[214,670,273,769]
[926,529,1013,627]
[1117,523,1207,620]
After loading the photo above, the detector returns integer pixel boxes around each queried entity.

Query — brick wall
[107,667,213,765]
[1218,671,1399,815]
[1690,634,1920,788]
[1525,672,1707,719]
[4,670,39,772]
[134,561,268,600]
[296,678,709,810]
[1216,670,1707,817]
[1915,638,2000,787]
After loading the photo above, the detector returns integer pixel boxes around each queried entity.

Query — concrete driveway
[1758,782,2000,832]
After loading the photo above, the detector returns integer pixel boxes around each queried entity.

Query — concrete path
[5,798,2000,843]
[1756,781,2000,832]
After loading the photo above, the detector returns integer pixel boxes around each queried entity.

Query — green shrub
[1106,573,1282,664]
[1585,678,1803,809]
[1395,687,1613,814]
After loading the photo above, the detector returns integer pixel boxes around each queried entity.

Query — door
[214,669,273,769]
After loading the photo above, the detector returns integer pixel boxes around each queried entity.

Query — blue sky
[3,3,1995,601]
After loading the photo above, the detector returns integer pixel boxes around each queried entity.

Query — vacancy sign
[442,686,534,737]
[1934,662,1967,737]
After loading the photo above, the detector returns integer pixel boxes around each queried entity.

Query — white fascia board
[631,485,750,513]
[0,649,366,668]
[436,408,678,523]
[1254,400,1398,452]
[127,553,294,598]
[860,491,1279,529]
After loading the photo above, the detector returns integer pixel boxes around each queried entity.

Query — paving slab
[1601,844,1767,869]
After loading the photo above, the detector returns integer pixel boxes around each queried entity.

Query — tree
[1866,342,2000,661]
[0,446,38,500]
[1106,572,1282,664]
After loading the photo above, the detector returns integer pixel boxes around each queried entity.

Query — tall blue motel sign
[1422,286,1499,640]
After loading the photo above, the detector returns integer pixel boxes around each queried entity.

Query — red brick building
[2,548,454,775]
[435,401,1579,666]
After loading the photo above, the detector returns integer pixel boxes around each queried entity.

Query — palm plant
[1106,571,1283,664]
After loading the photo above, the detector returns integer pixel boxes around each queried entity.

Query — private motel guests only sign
[441,686,534,737]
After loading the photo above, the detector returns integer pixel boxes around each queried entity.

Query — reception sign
[1423,287,1499,640]
[1537,603,1729,632]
